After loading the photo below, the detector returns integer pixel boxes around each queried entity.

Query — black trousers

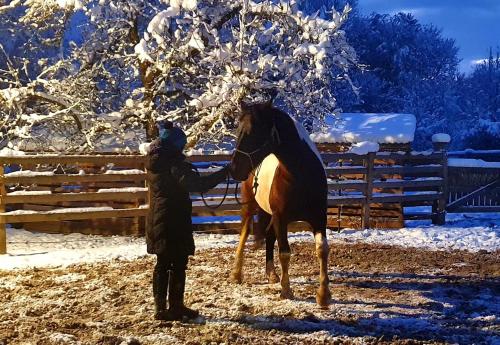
[153,253,189,304]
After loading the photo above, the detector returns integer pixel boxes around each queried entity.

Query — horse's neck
[274,143,319,171]
[271,115,323,171]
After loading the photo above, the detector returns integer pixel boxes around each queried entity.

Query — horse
[229,101,331,307]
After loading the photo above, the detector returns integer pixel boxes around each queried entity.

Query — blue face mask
[159,128,166,138]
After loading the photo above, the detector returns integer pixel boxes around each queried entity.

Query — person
[146,121,229,321]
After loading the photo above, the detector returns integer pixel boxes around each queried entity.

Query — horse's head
[230,100,278,181]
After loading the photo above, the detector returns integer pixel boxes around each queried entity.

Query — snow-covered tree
[0,0,357,152]
[339,12,461,149]
[128,0,357,148]
[458,49,500,149]
[0,0,160,152]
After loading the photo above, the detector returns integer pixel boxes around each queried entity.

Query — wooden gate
[447,166,500,213]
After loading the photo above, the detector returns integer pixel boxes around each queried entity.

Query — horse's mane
[257,103,322,161]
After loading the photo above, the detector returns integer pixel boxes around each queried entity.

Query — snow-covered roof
[448,158,500,168]
[310,113,416,144]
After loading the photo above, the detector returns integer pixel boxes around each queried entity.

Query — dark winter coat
[146,139,228,256]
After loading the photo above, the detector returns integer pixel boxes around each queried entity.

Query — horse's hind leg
[231,203,254,284]
[264,221,280,284]
[253,207,269,250]
[314,230,331,308]
[273,216,293,299]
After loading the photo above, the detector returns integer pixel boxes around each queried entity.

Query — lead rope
[234,160,263,206]
[198,166,231,209]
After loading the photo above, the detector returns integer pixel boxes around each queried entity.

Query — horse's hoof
[267,272,280,284]
[253,239,265,250]
[230,271,243,284]
[280,289,294,300]
[316,288,332,308]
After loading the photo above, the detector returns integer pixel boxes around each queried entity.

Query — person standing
[146,122,229,321]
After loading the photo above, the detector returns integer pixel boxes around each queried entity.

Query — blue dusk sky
[357,0,500,73]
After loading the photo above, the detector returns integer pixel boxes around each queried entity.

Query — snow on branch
[136,0,357,147]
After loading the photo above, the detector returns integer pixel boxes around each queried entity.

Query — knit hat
[159,122,187,151]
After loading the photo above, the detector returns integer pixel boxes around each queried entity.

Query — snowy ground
[1,213,499,270]
[1,213,498,344]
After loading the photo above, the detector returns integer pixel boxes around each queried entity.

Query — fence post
[432,135,449,225]
[0,163,6,254]
[145,156,151,236]
[362,152,375,229]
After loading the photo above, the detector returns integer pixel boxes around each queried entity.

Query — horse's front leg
[231,204,253,284]
[273,216,293,299]
[314,230,331,308]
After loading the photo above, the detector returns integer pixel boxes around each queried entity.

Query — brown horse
[230,101,331,307]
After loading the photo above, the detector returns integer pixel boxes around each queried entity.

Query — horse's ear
[239,100,253,117]
[268,89,278,103]
[259,90,276,111]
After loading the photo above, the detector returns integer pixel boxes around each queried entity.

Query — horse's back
[252,153,326,219]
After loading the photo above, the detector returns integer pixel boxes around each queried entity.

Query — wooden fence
[0,155,149,254]
[0,148,450,254]
[446,167,500,213]
[323,150,447,228]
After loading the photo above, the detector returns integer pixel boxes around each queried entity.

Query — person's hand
[223,163,232,178]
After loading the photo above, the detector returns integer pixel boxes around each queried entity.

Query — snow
[134,39,153,63]
[432,133,451,143]
[182,0,198,11]
[448,158,500,168]
[139,142,151,155]
[8,190,52,195]
[56,0,83,10]
[5,170,53,177]
[3,206,114,216]
[104,169,145,175]
[310,113,416,144]
[0,227,147,270]
[1,213,498,270]
[333,213,499,252]
[0,147,25,156]
[185,149,233,156]
[97,187,147,193]
[147,11,171,44]
[48,332,80,344]
[188,32,205,50]
[348,141,380,155]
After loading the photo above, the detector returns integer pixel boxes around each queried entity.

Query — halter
[232,120,281,173]
[232,119,281,204]
[233,143,270,174]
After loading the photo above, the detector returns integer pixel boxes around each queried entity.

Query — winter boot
[166,270,199,321]
[153,265,169,320]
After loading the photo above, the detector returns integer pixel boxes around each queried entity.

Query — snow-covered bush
[463,121,500,150]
